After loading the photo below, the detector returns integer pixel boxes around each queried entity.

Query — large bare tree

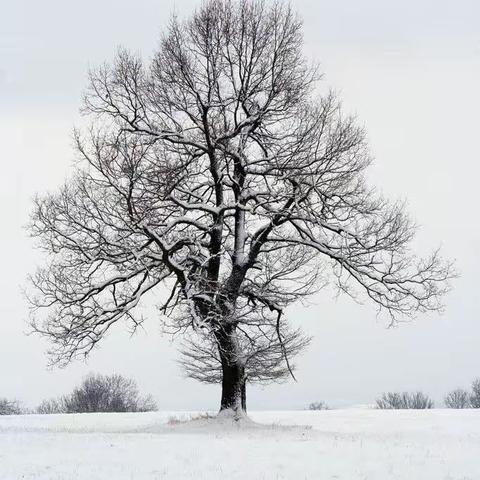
[28,0,452,417]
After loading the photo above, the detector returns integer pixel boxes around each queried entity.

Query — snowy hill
[1,409,479,479]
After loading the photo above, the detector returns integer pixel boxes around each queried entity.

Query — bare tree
[28,0,452,417]
[470,379,480,408]
[376,391,434,409]
[0,398,22,415]
[444,388,470,409]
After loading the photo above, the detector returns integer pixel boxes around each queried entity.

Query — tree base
[217,407,250,423]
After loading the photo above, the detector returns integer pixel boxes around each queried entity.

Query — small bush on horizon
[36,373,157,414]
[36,397,67,414]
[470,379,480,408]
[376,391,434,409]
[0,398,22,415]
[308,401,330,411]
[444,388,470,409]
[443,379,480,409]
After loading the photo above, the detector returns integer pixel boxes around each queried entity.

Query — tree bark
[241,380,247,413]
[215,327,246,417]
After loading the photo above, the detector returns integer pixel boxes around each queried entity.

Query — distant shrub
[36,373,157,414]
[0,398,22,415]
[308,401,329,411]
[36,398,67,414]
[470,379,480,408]
[376,391,434,409]
[444,389,470,409]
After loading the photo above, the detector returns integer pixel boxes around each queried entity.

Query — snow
[1,409,479,479]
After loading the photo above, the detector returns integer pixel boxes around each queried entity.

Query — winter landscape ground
[1,409,479,480]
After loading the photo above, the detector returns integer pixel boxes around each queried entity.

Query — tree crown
[29,0,452,375]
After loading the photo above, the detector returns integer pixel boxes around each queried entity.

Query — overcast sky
[1,0,479,410]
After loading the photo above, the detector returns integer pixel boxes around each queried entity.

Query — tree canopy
[28,0,453,415]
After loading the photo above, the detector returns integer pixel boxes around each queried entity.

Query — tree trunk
[241,380,247,413]
[215,326,247,418]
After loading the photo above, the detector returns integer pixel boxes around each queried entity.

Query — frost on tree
[28,0,452,417]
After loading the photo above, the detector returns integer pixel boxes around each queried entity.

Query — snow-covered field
[1,409,479,479]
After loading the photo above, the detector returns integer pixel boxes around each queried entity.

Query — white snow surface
[1,409,479,479]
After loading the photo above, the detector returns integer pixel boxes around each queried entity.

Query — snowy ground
[1,409,479,479]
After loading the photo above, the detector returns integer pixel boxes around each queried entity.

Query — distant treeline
[308,378,480,411]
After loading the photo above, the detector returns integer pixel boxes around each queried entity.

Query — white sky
[1,0,479,410]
